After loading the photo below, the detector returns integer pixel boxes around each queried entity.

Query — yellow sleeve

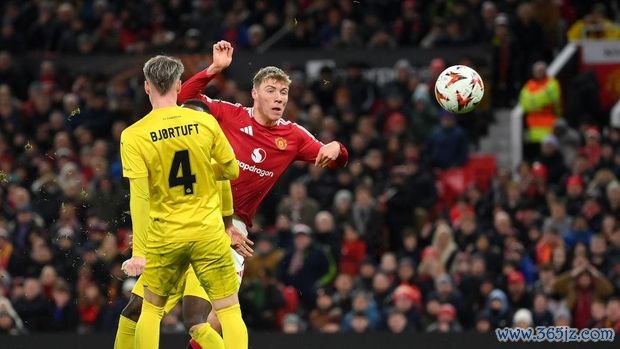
[218,180,234,216]
[129,176,150,258]
[209,117,239,180]
[120,130,148,179]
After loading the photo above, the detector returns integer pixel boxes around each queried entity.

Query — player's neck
[253,110,278,127]
[150,95,178,110]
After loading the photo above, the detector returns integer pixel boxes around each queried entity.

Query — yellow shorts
[132,265,209,313]
[138,234,239,302]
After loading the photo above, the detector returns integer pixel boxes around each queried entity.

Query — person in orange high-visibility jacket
[519,61,562,144]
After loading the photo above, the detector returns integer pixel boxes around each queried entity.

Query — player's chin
[269,112,283,120]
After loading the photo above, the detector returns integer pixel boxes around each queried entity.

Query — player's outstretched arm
[178,40,237,118]
[294,123,349,169]
[315,141,349,168]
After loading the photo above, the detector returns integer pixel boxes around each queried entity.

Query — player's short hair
[252,66,291,88]
[181,99,210,113]
[143,55,184,95]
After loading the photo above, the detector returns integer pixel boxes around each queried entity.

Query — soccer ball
[434,65,484,114]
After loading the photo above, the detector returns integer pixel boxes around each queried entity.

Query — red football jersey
[179,71,348,226]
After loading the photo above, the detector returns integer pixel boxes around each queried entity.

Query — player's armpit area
[129,176,150,258]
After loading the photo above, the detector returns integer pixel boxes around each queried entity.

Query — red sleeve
[178,70,244,121]
[294,123,348,168]
[329,141,349,169]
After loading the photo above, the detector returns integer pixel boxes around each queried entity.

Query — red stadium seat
[435,154,497,211]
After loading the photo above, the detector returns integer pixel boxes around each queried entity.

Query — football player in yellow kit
[114,99,253,349]
[118,55,248,349]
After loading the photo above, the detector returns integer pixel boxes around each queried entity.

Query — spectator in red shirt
[581,128,602,168]
[339,224,367,277]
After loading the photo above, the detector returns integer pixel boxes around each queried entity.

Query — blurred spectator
[567,4,620,41]
[391,284,423,330]
[12,278,52,332]
[0,295,24,334]
[242,236,283,283]
[483,289,511,328]
[49,280,78,332]
[351,185,382,256]
[309,288,340,331]
[612,100,620,129]
[0,227,12,270]
[341,291,381,332]
[512,3,547,87]
[239,269,285,331]
[554,306,572,327]
[278,224,330,309]
[277,181,320,227]
[553,263,614,329]
[532,293,554,326]
[490,13,517,107]
[512,308,533,328]
[519,61,562,158]
[474,313,492,333]
[552,119,581,167]
[505,271,532,310]
[606,298,620,331]
[386,310,412,333]
[538,135,567,185]
[589,299,608,328]
[426,112,469,169]
[426,303,463,333]
[314,211,340,260]
[338,224,367,277]
[333,273,355,314]
[431,224,458,270]
[282,313,306,334]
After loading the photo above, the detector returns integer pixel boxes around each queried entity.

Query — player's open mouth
[272,107,282,112]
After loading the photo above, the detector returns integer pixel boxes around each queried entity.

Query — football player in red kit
[178,40,348,278]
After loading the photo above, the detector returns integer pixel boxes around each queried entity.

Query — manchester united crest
[275,137,287,150]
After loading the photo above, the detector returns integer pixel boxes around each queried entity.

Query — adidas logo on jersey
[240,126,253,136]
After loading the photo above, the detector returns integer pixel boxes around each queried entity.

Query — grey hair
[143,55,184,95]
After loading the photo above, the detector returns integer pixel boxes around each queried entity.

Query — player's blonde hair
[143,55,184,95]
[252,66,291,88]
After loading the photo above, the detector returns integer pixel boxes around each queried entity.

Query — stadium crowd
[1,0,620,336]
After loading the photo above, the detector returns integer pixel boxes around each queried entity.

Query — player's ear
[251,87,257,100]
[144,80,150,96]
[175,80,181,94]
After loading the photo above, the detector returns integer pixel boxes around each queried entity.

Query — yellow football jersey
[120,105,238,243]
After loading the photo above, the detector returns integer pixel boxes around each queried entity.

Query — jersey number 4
[168,150,196,195]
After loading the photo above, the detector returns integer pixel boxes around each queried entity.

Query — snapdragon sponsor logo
[496,326,615,343]
[238,160,274,178]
